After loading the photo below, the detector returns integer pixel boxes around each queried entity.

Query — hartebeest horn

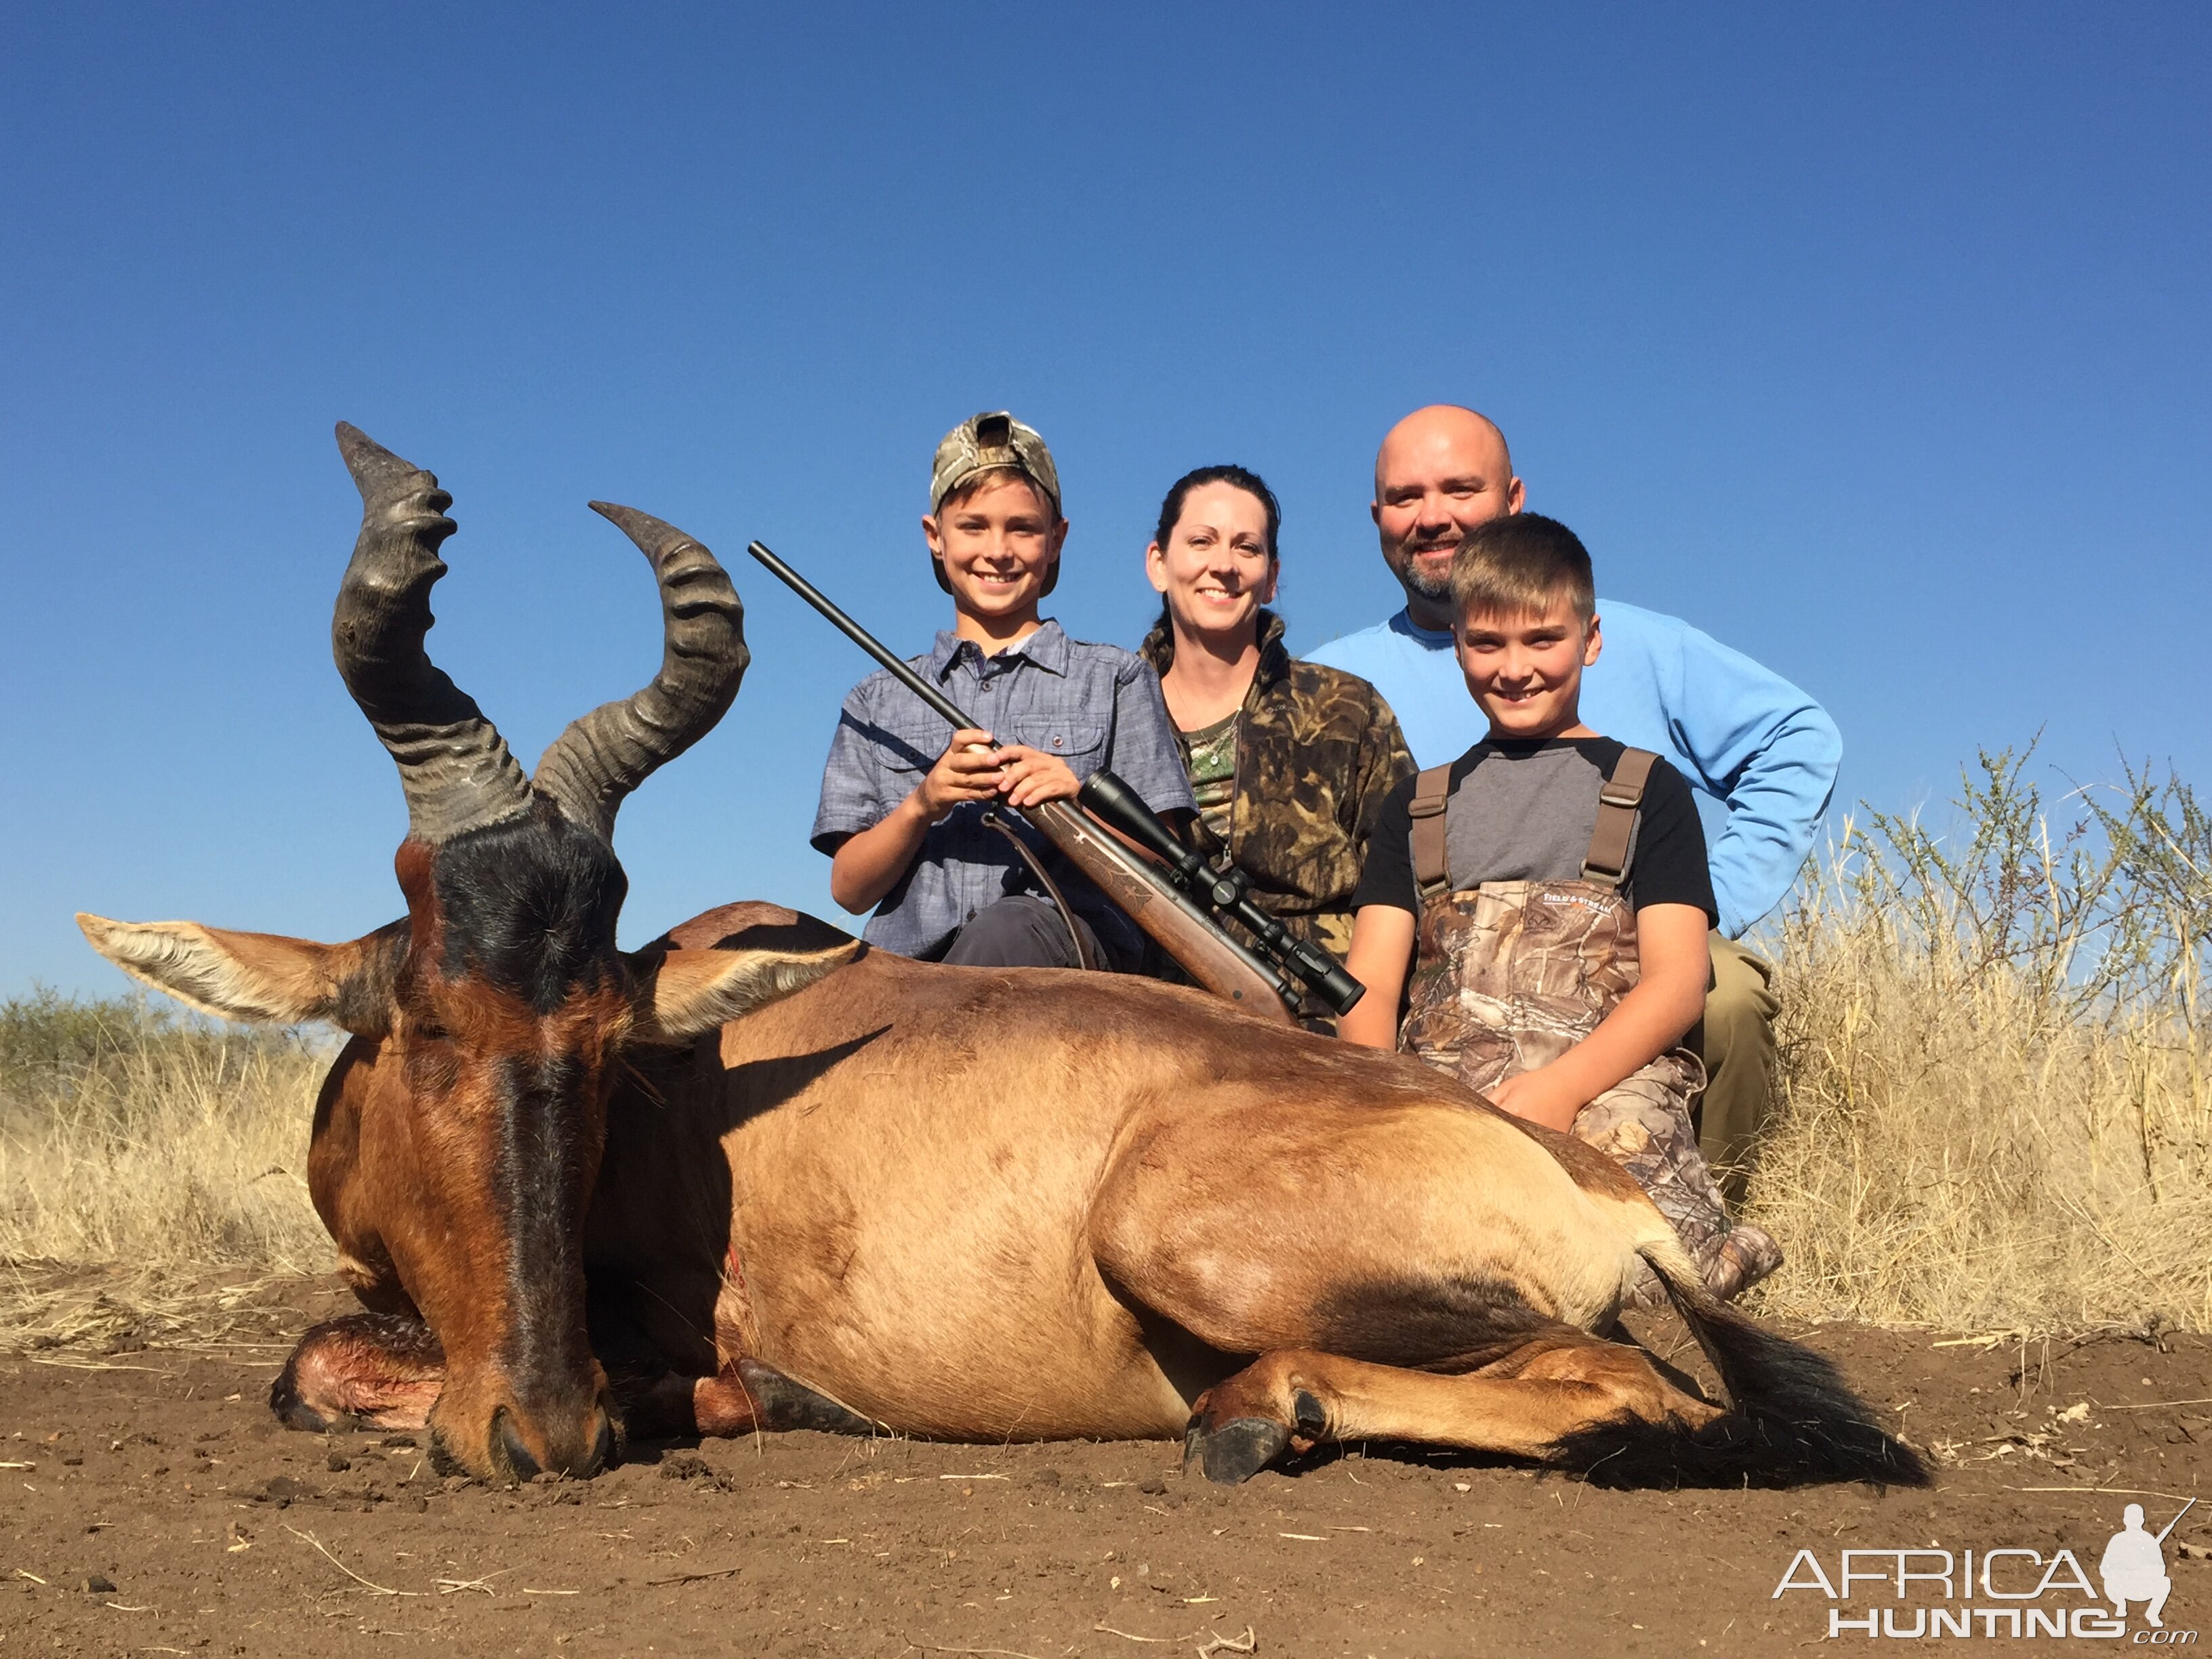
[529,503,747,842]
[330,423,534,844]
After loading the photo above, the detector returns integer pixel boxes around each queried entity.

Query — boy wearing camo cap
[811,411,1195,970]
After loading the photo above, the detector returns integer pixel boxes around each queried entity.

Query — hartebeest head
[80,425,853,1482]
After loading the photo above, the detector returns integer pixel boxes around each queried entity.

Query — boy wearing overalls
[1340,513,1780,1303]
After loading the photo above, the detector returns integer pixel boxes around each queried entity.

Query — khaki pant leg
[1689,933,1780,1207]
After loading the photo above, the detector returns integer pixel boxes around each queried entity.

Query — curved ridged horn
[529,503,747,841]
[330,423,533,843]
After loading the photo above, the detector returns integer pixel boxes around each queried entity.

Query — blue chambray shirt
[811,621,1196,962]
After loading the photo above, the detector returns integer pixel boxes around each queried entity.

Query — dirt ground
[3,1277,2207,1658]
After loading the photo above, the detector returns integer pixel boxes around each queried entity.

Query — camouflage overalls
[1399,750,1782,1306]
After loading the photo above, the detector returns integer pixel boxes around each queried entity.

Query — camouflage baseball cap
[928,411,1062,519]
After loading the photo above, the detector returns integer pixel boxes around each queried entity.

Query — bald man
[1308,405,1842,1202]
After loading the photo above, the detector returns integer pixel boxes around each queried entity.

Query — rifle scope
[1077,773,1365,1017]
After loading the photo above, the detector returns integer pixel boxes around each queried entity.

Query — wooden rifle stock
[1021,800,1298,1027]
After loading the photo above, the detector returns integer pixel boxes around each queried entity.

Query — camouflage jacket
[1140,610,1416,961]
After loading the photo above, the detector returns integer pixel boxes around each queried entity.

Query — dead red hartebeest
[80,426,1926,1491]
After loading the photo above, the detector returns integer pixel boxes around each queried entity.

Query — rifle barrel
[747,540,979,734]
[2155,1496,2197,1545]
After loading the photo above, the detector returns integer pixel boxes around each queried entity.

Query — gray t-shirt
[1355,737,1717,920]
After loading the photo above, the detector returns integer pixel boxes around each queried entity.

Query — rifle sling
[980,808,1102,972]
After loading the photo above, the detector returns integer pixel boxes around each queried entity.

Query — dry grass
[0,991,333,1347]
[3,747,2205,1348]
[1743,748,2211,1332]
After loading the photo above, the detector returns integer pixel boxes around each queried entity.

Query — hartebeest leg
[270,1312,446,1433]
[616,1357,878,1442]
[1183,1332,1723,1483]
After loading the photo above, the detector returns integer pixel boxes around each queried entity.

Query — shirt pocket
[1001,718,1108,777]
[873,714,957,775]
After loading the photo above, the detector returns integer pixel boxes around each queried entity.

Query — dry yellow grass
[0,992,332,1345]
[3,749,2203,1348]
[1743,750,2211,1332]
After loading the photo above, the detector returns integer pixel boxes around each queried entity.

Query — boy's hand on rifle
[915,729,1007,822]
[991,745,1080,809]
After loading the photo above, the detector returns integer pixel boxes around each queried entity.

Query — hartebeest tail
[1552,1243,1932,1489]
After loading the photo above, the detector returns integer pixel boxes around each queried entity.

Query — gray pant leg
[941,895,1103,970]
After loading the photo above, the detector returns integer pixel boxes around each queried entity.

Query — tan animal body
[81,427,1925,1491]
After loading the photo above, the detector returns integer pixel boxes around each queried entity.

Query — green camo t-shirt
[1177,712,1239,846]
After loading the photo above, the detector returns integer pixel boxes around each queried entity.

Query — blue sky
[5,3,2207,997]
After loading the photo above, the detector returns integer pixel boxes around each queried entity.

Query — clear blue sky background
[5,4,2207,998]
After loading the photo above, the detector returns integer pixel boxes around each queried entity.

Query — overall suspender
[1409,765,1454,905]
[1580,749,1658,888]
[1410,747,1660,902]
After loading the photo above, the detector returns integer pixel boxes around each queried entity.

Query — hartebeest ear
[77,914,409,1036]
[630,940,860,1044]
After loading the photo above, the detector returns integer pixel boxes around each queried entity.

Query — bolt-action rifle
[746,541,1365,1025]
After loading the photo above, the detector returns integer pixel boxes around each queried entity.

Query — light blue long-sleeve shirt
[1307,600,1841,937]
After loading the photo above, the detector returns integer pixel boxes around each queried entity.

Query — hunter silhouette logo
[1772,1498,2198,1641]
[2103,1500,2192,1630]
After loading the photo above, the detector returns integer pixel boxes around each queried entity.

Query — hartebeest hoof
[727,1358,878,1435]
[1185,1414,1291,1483]
[1183,1380,1331,1483]
[613,1357,880,1442]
